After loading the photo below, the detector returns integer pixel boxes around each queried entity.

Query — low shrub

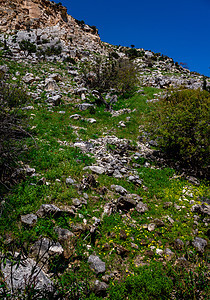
[0,77,31,191]
[80,56,138,95]
[146,89,210,177]
[19,40,37,55]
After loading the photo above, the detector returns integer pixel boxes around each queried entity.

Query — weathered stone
[154,219,165,227]
[31,238,63,258]
[92,280,108,297]
[66,177,75,185]
[89,166,105,175]
[22,73,35,84]
[70,114,82,120]
[111,184,127,195]
[86,118,96,124]
[21,214,37,226]
[1,254,53,293]
[47,95,61,106]
[136,201,148,213]
[36,204,61,217]
[77,103,94,111]
[88,255,106,274]
[191,204,210,216]
[117,194,137,211]
[55,227,75,241]
[164,248,175,260]
[192,237,207,253]
[45,79,58,91]
[148,223,156,232]
[174,238,184,250]
[72,198,81,206]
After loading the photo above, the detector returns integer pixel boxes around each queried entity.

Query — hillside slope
[0,1,209,299]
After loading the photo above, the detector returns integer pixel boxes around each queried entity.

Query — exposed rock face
[0,0,103,56]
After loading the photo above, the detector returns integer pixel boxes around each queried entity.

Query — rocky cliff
[0,0,103,54]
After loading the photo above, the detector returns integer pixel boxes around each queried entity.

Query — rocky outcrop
[0,0,104,57]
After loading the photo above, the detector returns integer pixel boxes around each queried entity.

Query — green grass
[0,56,209,299]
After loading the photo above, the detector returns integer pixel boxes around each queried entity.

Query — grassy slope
[0,57,209,299]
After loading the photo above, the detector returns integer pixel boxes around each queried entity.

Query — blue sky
[54,0,210,76]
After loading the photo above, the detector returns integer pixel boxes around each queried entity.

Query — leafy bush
[19,40,37,55]
[146,89,210,177]
[126,48,144,59]
[80,56,138,94]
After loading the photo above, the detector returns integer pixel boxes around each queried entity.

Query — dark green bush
[64,56,76,64]
[19,40,37,55]
[126,48,144,59]
[146,89,210,177]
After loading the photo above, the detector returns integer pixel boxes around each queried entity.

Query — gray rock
[1,255,53,293]
[88,255,106,274]
[66,177,75,185]
[77,103,94,111]
[111,184,127,195]
[117,194,137,211]
[113,170,123,179]
[186,176,200,186]
[72,198,81,206]
[0,65,9,75]
[45,79,58,91]
[21,214,37,226]
[164,248,175,260]
[22,73,35,84]
[148,223,156,232]
[55,227,75,241]
[174,238,184,250]
[86,118,96,124]
[31,238,63,258]
[47,95,61,106]
[192,237,207,253]
[92,280,108,296]
[191,204,210,216]
[136,201,148,213]
[70,114,82,120]
[36,204,61,217]
[89,166,105,175]
[75,87,88,94]
[25,167,36,175]
[22,106,34,110]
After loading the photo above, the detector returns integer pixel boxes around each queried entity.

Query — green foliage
[126,48,144,59]
[64,56,76,64]
[75,19,85,28]
[80,56,138,94]
[172,266,209,299]
[146,89,210,176]
[109,263,173,300]
[0,78,31,192]
[19,40,37,55]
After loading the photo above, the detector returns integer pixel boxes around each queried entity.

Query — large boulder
[1,254,53,293]
[88,255,106,274]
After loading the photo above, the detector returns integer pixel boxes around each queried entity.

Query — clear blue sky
[54,0,210,76]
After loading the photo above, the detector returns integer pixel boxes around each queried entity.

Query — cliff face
[0,0,69,31]
[0,0,102,53]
